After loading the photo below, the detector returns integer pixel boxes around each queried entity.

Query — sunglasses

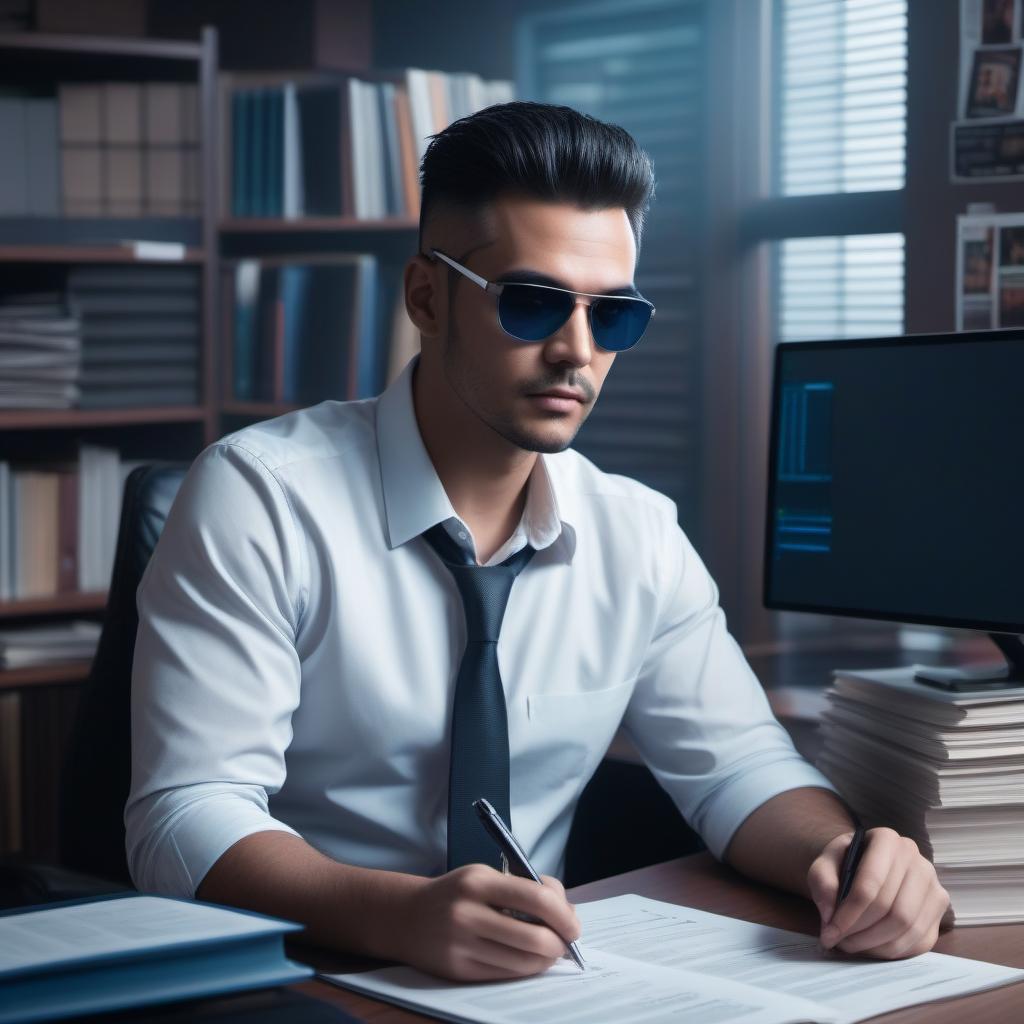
[429,249,655,352]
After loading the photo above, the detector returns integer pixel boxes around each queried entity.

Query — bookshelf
[0,26,220,860]
[0,406,208,430]
[220,217,417,232]
[0,593,107,619]
[0,245,205,263]
[0,16,515,862]
[0,661,92,691]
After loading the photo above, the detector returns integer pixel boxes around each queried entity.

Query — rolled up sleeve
[623,520,838,861]
[125,442,307,896]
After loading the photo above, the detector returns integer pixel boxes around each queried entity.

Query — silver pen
[473,797,585,971]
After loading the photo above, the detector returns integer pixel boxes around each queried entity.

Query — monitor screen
[764,330,1024,634]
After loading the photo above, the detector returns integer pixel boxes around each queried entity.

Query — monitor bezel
[763,327,1024,636]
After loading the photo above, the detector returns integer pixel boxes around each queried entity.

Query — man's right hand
[398,864,582,981]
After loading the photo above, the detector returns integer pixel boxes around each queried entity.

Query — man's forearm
[195,830,427,960]
[194,830,582,981]
[723,786,855,898]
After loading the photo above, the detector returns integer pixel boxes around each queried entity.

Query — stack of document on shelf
[328,894,1024,1024]
[0,620,101,669]
[0,293,81,409]
[0,893,312,1023]
[816,665,1024,925]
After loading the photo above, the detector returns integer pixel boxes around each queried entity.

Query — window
[770,0,908,342]
[778,0,907,196]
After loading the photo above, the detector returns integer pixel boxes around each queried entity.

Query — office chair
[0,464,187,908]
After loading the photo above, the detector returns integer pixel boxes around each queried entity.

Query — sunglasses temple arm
[430,249,493,292]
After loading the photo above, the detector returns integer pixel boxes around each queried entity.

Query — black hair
[418,101,655,254]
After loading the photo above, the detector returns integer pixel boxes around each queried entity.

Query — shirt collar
[375,356,576,561]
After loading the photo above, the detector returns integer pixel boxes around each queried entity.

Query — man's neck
[412,360,536,563]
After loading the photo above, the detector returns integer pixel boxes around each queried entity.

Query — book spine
[56,470,78,595]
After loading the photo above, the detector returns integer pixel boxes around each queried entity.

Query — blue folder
[0,892,314,1024]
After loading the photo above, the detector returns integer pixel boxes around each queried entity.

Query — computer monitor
[764,329,1024,689]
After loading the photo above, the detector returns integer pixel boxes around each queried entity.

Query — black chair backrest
[59,464,187,883]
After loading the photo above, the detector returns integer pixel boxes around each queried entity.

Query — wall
[905,0,1024,333]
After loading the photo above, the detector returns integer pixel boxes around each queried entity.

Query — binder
[0,892,313,1024]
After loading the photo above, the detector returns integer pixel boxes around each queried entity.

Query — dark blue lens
[590,298,653,352]
[497,284,575,342]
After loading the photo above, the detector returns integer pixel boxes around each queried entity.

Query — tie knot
[422,524,536,642]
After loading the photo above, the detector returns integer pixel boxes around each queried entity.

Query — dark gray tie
[422,523,536,870]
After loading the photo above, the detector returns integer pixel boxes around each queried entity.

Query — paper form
[331,950,836,1024]
[326,894,1024,1024]
[576,895,1024,1024]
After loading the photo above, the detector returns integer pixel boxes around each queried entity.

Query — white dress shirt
[126,355,836,897]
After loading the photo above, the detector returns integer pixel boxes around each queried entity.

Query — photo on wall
[959,224,996,329]
[966,46,1023,116]
[981,0,1015,44]
[954,213,1024,328]
[998,225,1024,326]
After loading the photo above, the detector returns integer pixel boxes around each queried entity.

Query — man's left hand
[807,827,951,959]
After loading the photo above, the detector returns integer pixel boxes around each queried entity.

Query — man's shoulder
[212,397,378,475]
[547,446,678,523]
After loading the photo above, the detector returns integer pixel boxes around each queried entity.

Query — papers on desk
[0,893,313,1023]
[816,666,1024,924]
[325,894,1024,1024]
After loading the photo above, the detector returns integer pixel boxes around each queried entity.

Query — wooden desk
[293,852,1024,1023]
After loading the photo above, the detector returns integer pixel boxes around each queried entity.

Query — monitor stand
[914,633,1024,691]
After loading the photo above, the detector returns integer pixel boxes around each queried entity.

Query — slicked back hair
[418,101,655,256]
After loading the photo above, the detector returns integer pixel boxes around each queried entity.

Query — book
[12,471,60,599]
[817,665,1024,924]
[77,443,121,593]
[0,290,80,409]
[54,80,200,217]
[24,97,60,216]
[0,462,10,601]
[56,469,78,594]
[0,893,312,1024]
[228,69,513,220]
[327,894,1024,1024]
[68,265,201,408]
[0,691,20,854]
[228,254,395,404]
[296,84,344,217]
[0,620,101,670]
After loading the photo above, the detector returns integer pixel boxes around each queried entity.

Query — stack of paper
[816,666,1024,925]
[0,293,81,409]
[0,620,101,669]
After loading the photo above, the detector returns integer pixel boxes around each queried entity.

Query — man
[126,102,949,981]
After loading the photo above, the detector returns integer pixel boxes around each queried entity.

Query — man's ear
[404,253,444,340]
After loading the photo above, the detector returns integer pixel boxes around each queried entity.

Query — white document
[0,895,288,975]
[326,894,1024,1024]
[330,949,835,1024]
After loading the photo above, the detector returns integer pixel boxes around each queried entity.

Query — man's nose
[543,301,593,367]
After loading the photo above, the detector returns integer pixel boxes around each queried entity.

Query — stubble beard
[442,322,586,455]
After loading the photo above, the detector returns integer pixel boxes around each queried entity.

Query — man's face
[434,196,638,455]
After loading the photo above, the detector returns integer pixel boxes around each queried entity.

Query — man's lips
[527,388,586,402]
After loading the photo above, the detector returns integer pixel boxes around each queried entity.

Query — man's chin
[493,420,579,454]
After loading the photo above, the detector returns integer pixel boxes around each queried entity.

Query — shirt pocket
[521,679,636,794]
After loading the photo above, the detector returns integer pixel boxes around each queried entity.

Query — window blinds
[779,232,905,341]
[775,0,907,343]
[778,0,907,196]
[519,0,706,531]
